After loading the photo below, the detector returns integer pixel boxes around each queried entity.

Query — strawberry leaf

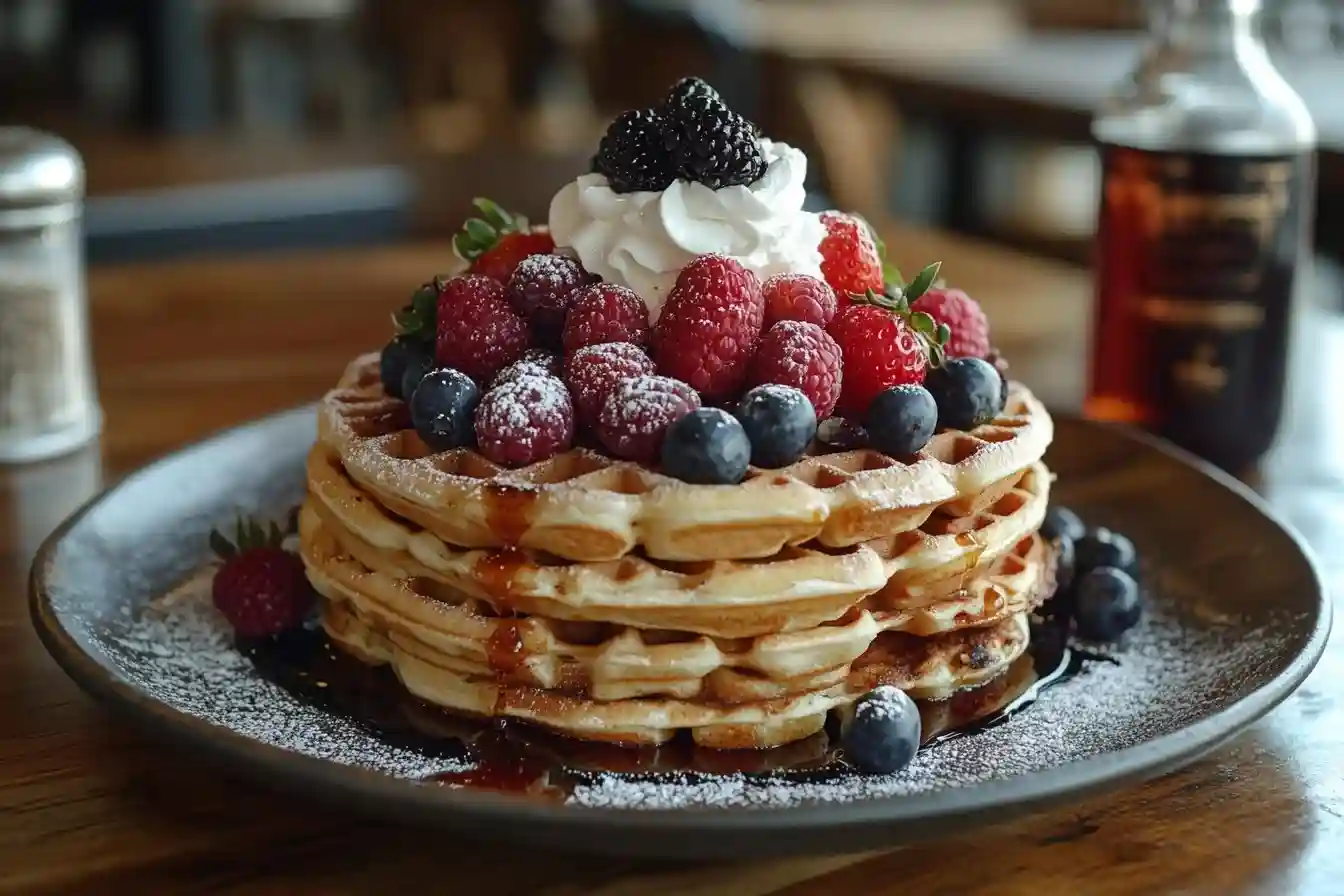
[209,529,235,559]
[472,197,515,232]
[904,262,942,301]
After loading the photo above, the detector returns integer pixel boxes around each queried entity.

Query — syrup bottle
[1087,0,1316,475]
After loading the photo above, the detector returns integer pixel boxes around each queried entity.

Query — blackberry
[595,108,676,194]
[661,93,767,190]
[665,76,720,107]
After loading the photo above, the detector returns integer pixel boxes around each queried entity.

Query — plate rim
[28,405,1334,853]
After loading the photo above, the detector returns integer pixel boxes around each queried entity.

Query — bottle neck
[1153,0,1262,50]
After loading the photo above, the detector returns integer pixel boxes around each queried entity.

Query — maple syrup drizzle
[486,620,527,676]
[483,484,537,546]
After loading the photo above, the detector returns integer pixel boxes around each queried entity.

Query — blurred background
[1,0,1340,270]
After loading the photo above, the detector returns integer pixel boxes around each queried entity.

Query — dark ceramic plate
[30,406,1331,859]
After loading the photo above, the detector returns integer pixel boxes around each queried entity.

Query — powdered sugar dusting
[475,374,575,466]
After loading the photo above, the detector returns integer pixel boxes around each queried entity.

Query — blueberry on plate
[1041,505,1086,544]
[1076,527,1139,580]
[662,407,752,485]
[923,356,1005,432]
[380,336,418,399]
[1073,566,1143,642]
[409,368,481,451]
[1052,532,1078,598]
[735,384,817,468]
[399,342,437,404]
[866,384,937,456]
[841,685,922,775]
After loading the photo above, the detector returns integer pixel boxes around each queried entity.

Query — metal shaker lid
[0,128,84,215]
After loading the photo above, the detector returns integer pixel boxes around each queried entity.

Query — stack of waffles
[298,353,1058,749]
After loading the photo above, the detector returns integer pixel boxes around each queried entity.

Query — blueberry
[1041,505,1086,544]
[399,343,436,404]
[661,407,752,484]
[1052,532,1077,596]
[1073,566,1142,642]
[1076,527,1139,580]
[380,336,417,399]
[841,685,922,775]
[866,384,937,456]
[735,384,817,468]
[923,357,1005,431]
[409,368,481,451]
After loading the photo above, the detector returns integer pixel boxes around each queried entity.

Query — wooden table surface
[1,224,1339,894]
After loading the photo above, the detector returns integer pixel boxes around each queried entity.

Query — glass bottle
[1087,0,1316,475]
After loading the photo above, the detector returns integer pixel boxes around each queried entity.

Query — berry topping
[209,518,312,638]
[1041,505,1087,544]
[564,342,656,429]
[1052,532,1078,598]
[563,284,653,354]
[493,349,562,389]
[735,384,817,468]
[911,287,990,359]
[818,211,884,297]
[660,90,766,190]
[923,356,1005,431]
[665,76,720,107]
[748,320,843,420]
[827,304,929,419]
[595,108,676,194]
[399,341,437,405]
[1073,567,1143,642]
[409,367,481,452]
[474,374,575,468]
[865,384,937,457]
[654,254,764,400]
[761,273,838,329]
[1076,527,1140,580]
[661,407,752,485]
[380,335,421,400]
[506,254,593,344]
[453,198,555,284]
[841,685,922,775]
[435,274,533,385]
[597,374,701,461]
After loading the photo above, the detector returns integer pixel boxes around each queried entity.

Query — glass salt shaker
[0,128,100,462]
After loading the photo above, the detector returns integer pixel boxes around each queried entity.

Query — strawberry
[818,211,883,298]
[653,254,764,400]
[453,198,555,284]
[209,518,312,638]
[910,287,990,359]
[435,274,532,384]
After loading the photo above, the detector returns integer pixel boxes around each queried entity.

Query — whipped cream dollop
[548,139,825,322]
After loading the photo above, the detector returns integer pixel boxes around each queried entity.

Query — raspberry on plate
[911,287,990,359]
[506,254,592,345]
[597,375,701,461]
[762,273,837,329]
[748,320,843,419]
[654,254,764,400]
[453,197,555,284]
[828,303,928,418]
[818,211,884,298]
[565,342,656,429]
[435,274,533,384]
[209,518,312,638]
[563,284,652,354]
[475,374,576,467]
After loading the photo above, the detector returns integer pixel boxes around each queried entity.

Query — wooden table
[1,227,1339,893]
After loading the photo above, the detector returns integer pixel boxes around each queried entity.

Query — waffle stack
[298,353,1058,749]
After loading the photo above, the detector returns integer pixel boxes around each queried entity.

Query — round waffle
[319,353,1053,563]
[305,444,1051,637]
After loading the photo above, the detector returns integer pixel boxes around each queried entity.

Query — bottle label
[1092,145,1313,469]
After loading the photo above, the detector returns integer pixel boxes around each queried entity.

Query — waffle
[306,444,1050,638]
[318,353,1053,563]
[300,500,1053,747]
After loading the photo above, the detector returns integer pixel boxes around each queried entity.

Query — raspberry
[474,374,575,467]
[818,211,883,298]
[563,284,652,354]
[493,348,561,389]
[827,303,928,419]
[564,342,656,429]
[653,255,764,400]
[596,375,701,461]
[453,198,555,284]
[436,274,533,384]
[910,287,991,359]
[762,273,838,329]
[209,518,312,638]
[506,253,592,344]
[748,321,843,419]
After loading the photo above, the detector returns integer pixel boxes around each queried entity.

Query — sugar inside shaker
[0,127,100,463]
